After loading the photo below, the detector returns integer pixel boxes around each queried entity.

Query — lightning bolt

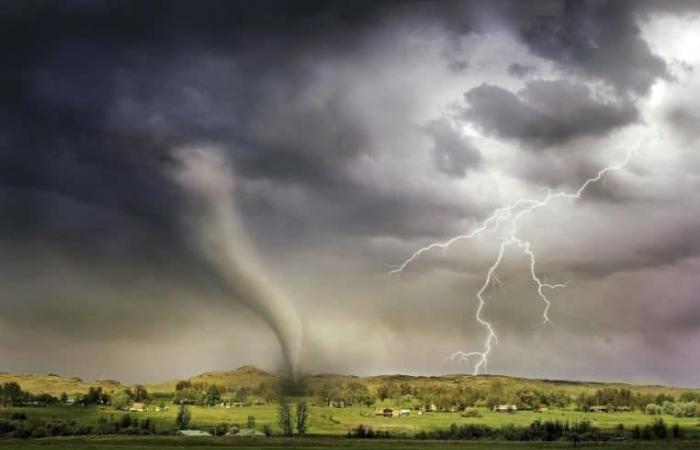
[391,143,638,375]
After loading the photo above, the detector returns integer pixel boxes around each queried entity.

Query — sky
[1,0,699,386]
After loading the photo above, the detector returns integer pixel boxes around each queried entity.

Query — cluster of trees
[173,381,224,406]
[646,401,697,417]
[319,382,375,407]
[278,400,308,437]
[410,420,600,441]
[577,389,699,412]
[378,381,569,411]
[370,381,700,414]
[630,418,683,440]
[75,387,110,406]
[0,414,158,439]
[0,382,60,407]
[412,419,685,442]
[110,386,150,409]
[172,381,279,406]
[576,388,650,411]
[348,424,393,439]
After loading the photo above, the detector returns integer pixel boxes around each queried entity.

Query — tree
[1,382,25,406]
[377,382,394,401]
[645,403,661,415]
[680,391,698,402]
[206,385,221,406]
[60,392,68,404]
[175,380,192,391]
[82,387,109,405]
[234,387,251,404]
[278,400,293,437]
[111,389,132,410]
[296,401,309,437]
[132,385,149,403]
[247,415,256,429]
[175,404,191,430]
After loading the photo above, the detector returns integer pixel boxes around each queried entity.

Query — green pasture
[1,404,699,437]
[1,436,700,450]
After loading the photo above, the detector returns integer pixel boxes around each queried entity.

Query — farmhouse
[178,430,212,437]
[129,402,146,412]
[233,428,266,437]
[589,406,609,412]
[375,408,394,417]
[462,407,479,417]
[399,409,411,417]
[493,404,518,413]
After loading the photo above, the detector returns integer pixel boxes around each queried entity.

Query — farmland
[0,403,699,436]
[1,365,699,447]
[0,435,700,450]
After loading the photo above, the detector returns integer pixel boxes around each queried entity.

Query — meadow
[0,435,700,450]
[2,366,700,447]
[1,403,699,437]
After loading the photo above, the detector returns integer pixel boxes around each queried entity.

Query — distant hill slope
[3,365,698,398]
[0,372,122,396]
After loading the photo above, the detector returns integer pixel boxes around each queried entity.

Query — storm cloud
[1,0,699,386]
[463,80,638,148]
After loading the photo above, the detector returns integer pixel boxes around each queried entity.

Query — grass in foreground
[1,436,700,450]
[2,405,699,437]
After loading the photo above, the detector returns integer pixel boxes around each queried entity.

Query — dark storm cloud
[0,0,478,351]
[425,119,482,178]
[0,1,388,249]
[504,0,669,95]
[463,80,638,148]
[1,0,699,384]
[507,63,537,79]
[0,0,677,243]
[666,107,700,142]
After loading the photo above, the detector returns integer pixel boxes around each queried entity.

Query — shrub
[348,424,391,439]
[646,403,662,415]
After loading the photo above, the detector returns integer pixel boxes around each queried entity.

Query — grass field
[1,436,700,450]
[2,404,699,437]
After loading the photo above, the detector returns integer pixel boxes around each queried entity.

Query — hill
[0,372,122,396]
[3,366,698,401]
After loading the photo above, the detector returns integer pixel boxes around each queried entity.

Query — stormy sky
[1,0,699,386]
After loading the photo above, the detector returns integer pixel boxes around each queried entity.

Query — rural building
[178,430,212,437]
[462,407,479,417]
[399,409,411,417]
[589,406,609,412]
[129,402,146,412]
[375,408,394,417]
[329,400,345,408]
[493,404,517,413]
[232,428,266,437]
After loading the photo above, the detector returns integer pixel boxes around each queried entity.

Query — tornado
[172,147,303,377]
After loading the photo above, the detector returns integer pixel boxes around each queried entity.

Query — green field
[1,404,699,437]
[1,436,700,450]
[2,366,700,447]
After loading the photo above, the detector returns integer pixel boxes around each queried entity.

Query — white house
[493,404,518,413]
[178,430,212,437]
